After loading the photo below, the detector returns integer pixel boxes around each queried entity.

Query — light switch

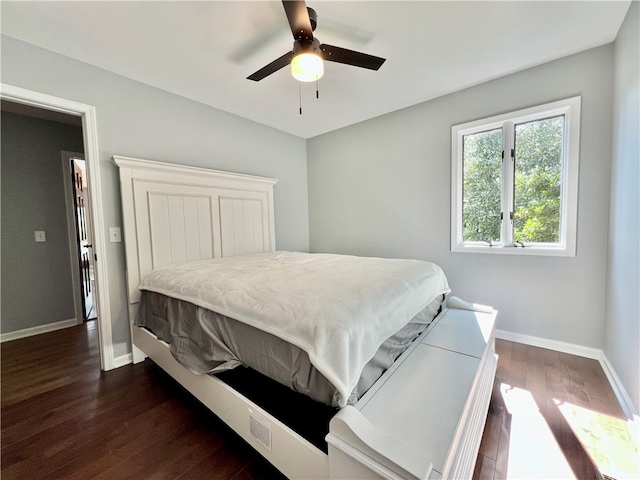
[35,231,46,242]
[109,227,122,243]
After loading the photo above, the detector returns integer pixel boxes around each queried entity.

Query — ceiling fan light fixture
[291,52,324,82]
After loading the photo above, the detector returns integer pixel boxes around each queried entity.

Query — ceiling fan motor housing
[307,7,317,31]
[293,37,322,57]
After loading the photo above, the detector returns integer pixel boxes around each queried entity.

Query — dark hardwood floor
[2,321,635,479]
[1,321,285,480]
[472,339,637,480]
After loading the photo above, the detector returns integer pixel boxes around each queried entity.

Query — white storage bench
[327,298,498,480]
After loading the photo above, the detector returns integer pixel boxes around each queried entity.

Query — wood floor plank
[477,412,501,460]
[545,363,569,399]
[545,396,586,463]
[2,377,172,448]
[229,454,289,480]
[507,359,527,390]
[176,437,256,480]
[494,339,512,389]
[65,449,133,480]
[1,422,84,470]
[66,401,201,480]
[525,344,548,414]
[141,426,226,480]
[493,406,512,480]
[510,341,528,364]
[543,347,562,368]
[90,454,141,480]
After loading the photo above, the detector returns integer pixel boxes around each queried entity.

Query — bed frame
[114,155,497,480]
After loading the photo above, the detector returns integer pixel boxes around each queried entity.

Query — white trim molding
[112,155,278,186]
[0,83,115,370]
[0,319,77,343]
[495,329,601,359]
[599,353,639,420]
[113,353,134,369]
[496,329,639,420]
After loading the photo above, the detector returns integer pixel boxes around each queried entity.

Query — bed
[114,155,497,479]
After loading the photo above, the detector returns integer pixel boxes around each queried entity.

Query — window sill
[451,244,576,257]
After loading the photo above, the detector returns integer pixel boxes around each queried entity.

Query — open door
[71,158,95,320]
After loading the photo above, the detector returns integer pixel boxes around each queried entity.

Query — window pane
[462,128,502,243]
[513,116,563,243]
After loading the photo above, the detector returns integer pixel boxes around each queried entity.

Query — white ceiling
[1,1,630,139]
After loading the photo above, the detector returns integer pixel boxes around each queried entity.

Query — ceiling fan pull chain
[299,81,303,115]
[316,78,319,99]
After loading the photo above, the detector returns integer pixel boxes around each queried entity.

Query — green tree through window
[513,116,563,243]
[463,128,502,242]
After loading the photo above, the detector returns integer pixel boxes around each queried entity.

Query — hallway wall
[1,111,84,333]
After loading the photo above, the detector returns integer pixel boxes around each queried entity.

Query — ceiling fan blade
[282,0,313,41]
[318,18,374,45]
[247,51,293,81]
[320,44,386,70]
[228,24,287,64]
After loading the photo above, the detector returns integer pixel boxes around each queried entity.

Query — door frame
[1,83,114,370]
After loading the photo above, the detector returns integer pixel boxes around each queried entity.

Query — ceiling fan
[247,0,386,82]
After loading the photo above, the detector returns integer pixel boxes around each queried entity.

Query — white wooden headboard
[113,156,277,306]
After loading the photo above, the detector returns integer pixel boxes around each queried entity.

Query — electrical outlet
[109,227,122,243]
[35,231,46,242]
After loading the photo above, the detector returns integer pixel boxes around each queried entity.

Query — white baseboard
[598,352,639,420]
[113,353,133,368]
[0,318,78,343]
[495,329,601,359]
[495,329,638,419]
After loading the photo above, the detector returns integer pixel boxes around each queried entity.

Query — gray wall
[1,35,309,357]
[605,1,639,414]
[308,45,614,350]
[1,111,84,333]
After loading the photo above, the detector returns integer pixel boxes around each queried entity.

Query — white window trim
[451,96,581,257]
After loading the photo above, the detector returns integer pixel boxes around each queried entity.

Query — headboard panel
[113,156,277,305]
[148,192,213,265]
[140,182,217,270]
[219,195,269,257]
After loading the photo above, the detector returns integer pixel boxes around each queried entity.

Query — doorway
[62,152,96,322]
[1,83,113,370]
[72,158,96,321]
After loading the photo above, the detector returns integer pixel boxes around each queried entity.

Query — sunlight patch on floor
[500,383,576,479]
[555,400,640,480]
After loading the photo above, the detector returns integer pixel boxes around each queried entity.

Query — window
[451,97,580,256]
